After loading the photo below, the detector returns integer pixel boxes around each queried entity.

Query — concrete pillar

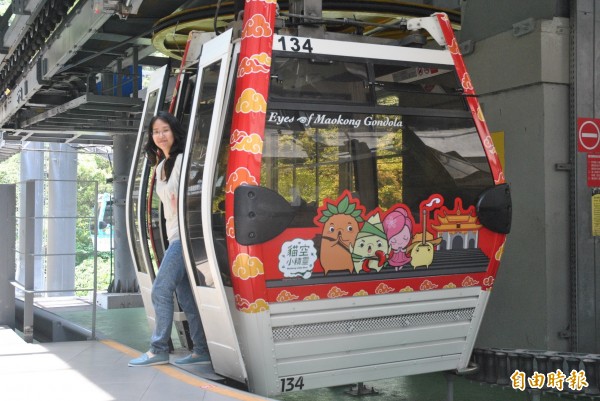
[46,143,77,296]
[0,184,16,327]
[111,134,138,292]
[17,143,45,293]
[460,9,571,351]
[572,0,600,353]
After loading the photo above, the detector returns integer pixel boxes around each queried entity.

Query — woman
[129,111,210,367]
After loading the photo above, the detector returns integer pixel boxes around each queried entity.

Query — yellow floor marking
[101,339,265,401]
[101,339,138,357]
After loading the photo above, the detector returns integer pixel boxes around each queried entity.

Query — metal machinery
[126,0,511,396]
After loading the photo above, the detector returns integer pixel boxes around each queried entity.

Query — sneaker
[174,353,211,365]
[128,352,169,367]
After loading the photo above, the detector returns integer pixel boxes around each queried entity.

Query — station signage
[588,154,600,187]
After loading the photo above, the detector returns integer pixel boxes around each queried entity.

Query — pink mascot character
[383,206,413,271]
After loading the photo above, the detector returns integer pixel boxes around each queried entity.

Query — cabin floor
[5,296,576,401]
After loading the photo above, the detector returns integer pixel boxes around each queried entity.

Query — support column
[572,0,600,353]
[46,143,77,296]
[0,184,16,327]
[460,3,571,351]
[17,143,44,293]
[111,134,138,292]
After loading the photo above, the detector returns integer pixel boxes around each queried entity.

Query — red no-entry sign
[578,118,600,152]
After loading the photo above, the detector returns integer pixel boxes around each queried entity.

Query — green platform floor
[46,299,581,401]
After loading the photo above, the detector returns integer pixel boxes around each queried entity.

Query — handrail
[11,178,102,342]
[10,281,96,295]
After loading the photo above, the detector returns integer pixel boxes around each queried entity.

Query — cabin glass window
[148,189,164,266]
[269,57,370,104]
[210,77,236,287]
[130,88,159,274]
[372,64,466,111]
[183,60,222,287]
[263,56,493,226]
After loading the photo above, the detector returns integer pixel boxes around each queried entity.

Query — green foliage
[260,123,404,217]
[0,1,10,16]
[74,253,113,296]
[75,154,114,294]
[376,131,404,209]
[76,153,112,265]
[0,153,20,184]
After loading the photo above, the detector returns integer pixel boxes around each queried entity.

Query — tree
[75,153,114,294]
[0,153,20,184]
[76,153,112,264]
[0,1,11,16]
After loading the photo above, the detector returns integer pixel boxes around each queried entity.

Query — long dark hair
[144,111,187,180]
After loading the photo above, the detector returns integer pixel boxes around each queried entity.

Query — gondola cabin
[126,4,511,397]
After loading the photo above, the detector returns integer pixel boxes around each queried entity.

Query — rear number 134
[277,37,313,53]
[280,376,305,392]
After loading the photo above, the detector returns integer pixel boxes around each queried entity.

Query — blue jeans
[150,240,208,355]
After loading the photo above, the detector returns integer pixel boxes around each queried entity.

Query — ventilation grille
[272,308,475,342]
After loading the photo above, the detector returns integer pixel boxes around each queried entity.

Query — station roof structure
[0,0,460,162]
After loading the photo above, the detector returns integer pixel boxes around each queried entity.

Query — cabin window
[210,83,235,287]
[148,189,164,266]
[183,60,223,287]
[269,57,369,104]
[372,64,466,111]
[263,55,493,225]
[130,88,159,275]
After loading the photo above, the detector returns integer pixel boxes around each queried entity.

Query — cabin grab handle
[475,183,512,234]
[234,185,295,245]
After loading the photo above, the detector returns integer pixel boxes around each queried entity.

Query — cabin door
[126,65,168,333]
[179,30,248,383]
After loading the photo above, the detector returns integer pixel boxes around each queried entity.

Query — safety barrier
[7,179,103,342]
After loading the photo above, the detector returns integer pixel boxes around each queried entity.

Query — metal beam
[1,0,45,49]
[0,4,110,126]
[137,55,170,67]
[25,93,75,107]
[90,32,152,46]
[4,129,131,144]
[20,93,142,127]
[0,0,146,127]
[106,38,159,70]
